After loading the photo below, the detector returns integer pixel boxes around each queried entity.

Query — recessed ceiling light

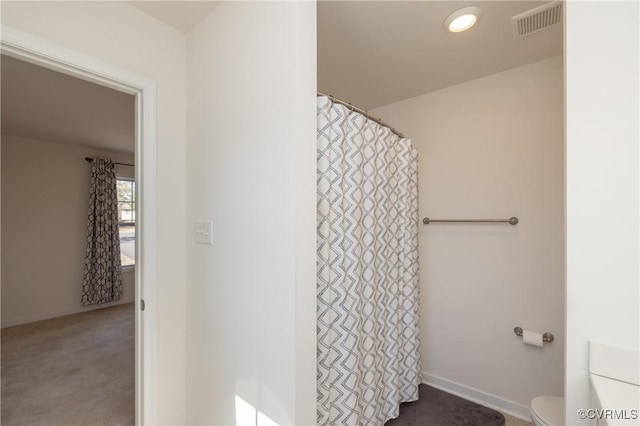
[444,6,483,33]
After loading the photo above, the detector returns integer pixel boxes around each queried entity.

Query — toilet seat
[531,396,564,426]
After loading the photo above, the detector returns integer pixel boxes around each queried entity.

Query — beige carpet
[1,303,134,426]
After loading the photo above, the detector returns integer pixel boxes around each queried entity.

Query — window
[117,178,135,267]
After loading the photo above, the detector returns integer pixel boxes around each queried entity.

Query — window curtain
[82,158,123,306]
[316,96,421,426]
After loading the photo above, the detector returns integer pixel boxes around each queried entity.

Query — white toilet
[530,396,564,426]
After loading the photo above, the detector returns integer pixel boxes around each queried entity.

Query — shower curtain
[316,96,421,426]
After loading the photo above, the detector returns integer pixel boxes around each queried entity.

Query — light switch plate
[194,221,213,245]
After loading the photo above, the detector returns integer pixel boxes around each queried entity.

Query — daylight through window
[117,178,135,267]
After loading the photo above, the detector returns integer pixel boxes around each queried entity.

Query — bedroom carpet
[1,303,134,426]
[385,384,506,426]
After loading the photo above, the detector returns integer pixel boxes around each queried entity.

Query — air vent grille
[512,1,562,38]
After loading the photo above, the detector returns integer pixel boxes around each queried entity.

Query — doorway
[0,29,158,425]
[317,1,564,424]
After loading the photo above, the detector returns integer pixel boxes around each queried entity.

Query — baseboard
[422,372,532,422]
[1,298,135,328]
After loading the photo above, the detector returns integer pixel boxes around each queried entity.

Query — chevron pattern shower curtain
[316,96,421,426]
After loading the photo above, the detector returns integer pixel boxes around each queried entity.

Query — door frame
[1,26,158,425]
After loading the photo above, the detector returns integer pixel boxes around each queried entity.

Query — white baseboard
[1,298,135,328]
[422,372,532,422]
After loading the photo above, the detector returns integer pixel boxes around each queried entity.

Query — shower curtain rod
[85,157,134,167]
[317,91,405,138]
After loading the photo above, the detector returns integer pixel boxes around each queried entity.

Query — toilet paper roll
[523,330,544,347]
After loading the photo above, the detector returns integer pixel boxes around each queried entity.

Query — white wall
[565,2,640,425]
[373,56,565,418]
[1,2,187,423]
[1,135,135,327]
[185,2,316,425]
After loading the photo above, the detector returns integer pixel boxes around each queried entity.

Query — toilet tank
[589,341,640,426]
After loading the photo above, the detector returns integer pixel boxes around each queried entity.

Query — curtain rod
[85,157,134,167]
[317,91,405,139]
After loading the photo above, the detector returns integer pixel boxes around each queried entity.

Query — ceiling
[0,2,563,152]
[318,1,563,109]
[1,55,135,153]
[126,1,220,33]
[127,1,563,110]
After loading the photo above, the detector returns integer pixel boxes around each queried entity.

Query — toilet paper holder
[514,327,554,343]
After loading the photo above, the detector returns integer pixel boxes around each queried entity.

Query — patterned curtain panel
[316,96,421,426]
[82,158,123,306]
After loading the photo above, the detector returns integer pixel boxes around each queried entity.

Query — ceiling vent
[512,1,562,39]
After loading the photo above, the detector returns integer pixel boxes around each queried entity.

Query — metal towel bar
[422,217,519,225]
